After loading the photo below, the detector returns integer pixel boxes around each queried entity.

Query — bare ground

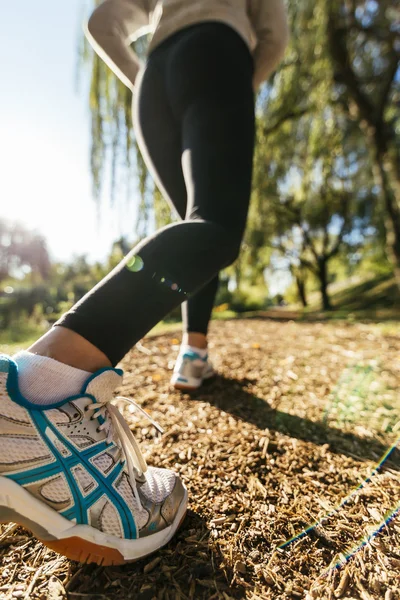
[1,319,399,600]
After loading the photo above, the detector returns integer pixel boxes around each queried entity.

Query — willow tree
[327,0,400,285]
[258,103,371,311]
[79,1,165,236]
[259,0,399,286]
[252,0,379,308]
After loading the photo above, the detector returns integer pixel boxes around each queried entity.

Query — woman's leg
[128,47,222,353]
[182,275,220,347]
[171,24,254,354]
[33,23,255,368]
[174,277,220,390]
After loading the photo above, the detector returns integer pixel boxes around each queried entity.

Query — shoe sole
[0,476,188,566]
[171,369,215,392]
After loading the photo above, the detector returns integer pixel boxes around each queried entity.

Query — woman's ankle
[28,326,112,373]
[183,332,208,350]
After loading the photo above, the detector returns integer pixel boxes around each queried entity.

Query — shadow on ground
[188,375,400,471]
[63,510,236,600]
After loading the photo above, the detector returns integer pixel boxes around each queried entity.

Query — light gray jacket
[86,0,290,91]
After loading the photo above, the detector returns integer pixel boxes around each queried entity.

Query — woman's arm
[85,0,150,92]
[249,0,290,90]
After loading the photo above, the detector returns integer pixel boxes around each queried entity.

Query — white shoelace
[85,395,164,510]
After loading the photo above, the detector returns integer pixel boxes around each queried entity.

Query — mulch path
[1,319,399,599]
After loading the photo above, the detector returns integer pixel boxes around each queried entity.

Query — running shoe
[171,347,215,391]
[0,356,187,566]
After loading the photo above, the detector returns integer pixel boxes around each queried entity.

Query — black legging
[58,22,255,365]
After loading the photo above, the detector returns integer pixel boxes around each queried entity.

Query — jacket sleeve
[85,0,150,91]
[249,0,290,89]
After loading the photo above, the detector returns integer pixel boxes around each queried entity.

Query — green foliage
[251,0,398,307]
[230,286,272,313]
[326,0,400,278]
[0,317,47,345]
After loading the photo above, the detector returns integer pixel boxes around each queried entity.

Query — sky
[0,0,290,295]
[0,0,138,262]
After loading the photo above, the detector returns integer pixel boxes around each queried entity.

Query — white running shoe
[0,355,187,566]
[171,347,215,391]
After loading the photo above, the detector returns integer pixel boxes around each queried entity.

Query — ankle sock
[13,351,91,406]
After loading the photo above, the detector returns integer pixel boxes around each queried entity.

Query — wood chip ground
[1,320,399,599]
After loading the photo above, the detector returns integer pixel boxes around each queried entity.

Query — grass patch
[0,321,47,355]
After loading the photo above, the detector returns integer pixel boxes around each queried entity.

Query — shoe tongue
[83,368,123,404]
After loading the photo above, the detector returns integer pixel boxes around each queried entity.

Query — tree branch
[263,107,313,136]
[298,222,319,263]
[326,196,350,259]
[300,257,318,275]
[327,8,378,126]
[377,50,399,120]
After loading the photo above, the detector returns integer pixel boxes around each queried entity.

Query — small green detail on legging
[126,255,144,272]
[153,273,188,295]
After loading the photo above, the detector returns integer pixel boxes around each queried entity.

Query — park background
[0,1,399,599]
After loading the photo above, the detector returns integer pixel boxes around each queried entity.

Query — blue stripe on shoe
[183,352,208,362]
[7,462,64,486]
[60,506,76,520]
[80,441,109,460]
[80,461,125,511]
[31,411,87,524]
[21,411,137,538]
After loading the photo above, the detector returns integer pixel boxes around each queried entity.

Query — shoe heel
[0,476,67,541]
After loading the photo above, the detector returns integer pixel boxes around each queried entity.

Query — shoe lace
[85,395,164,509]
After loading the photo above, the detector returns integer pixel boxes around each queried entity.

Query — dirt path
[1,319,399,599]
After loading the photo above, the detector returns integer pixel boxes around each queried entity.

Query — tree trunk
[234,260,242,292]
[374,148,400,288]
[317,259,332,311]
[296,275,308,307]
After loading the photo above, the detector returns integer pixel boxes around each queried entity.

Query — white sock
[13,351,91,406]
[181,344,208,358]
